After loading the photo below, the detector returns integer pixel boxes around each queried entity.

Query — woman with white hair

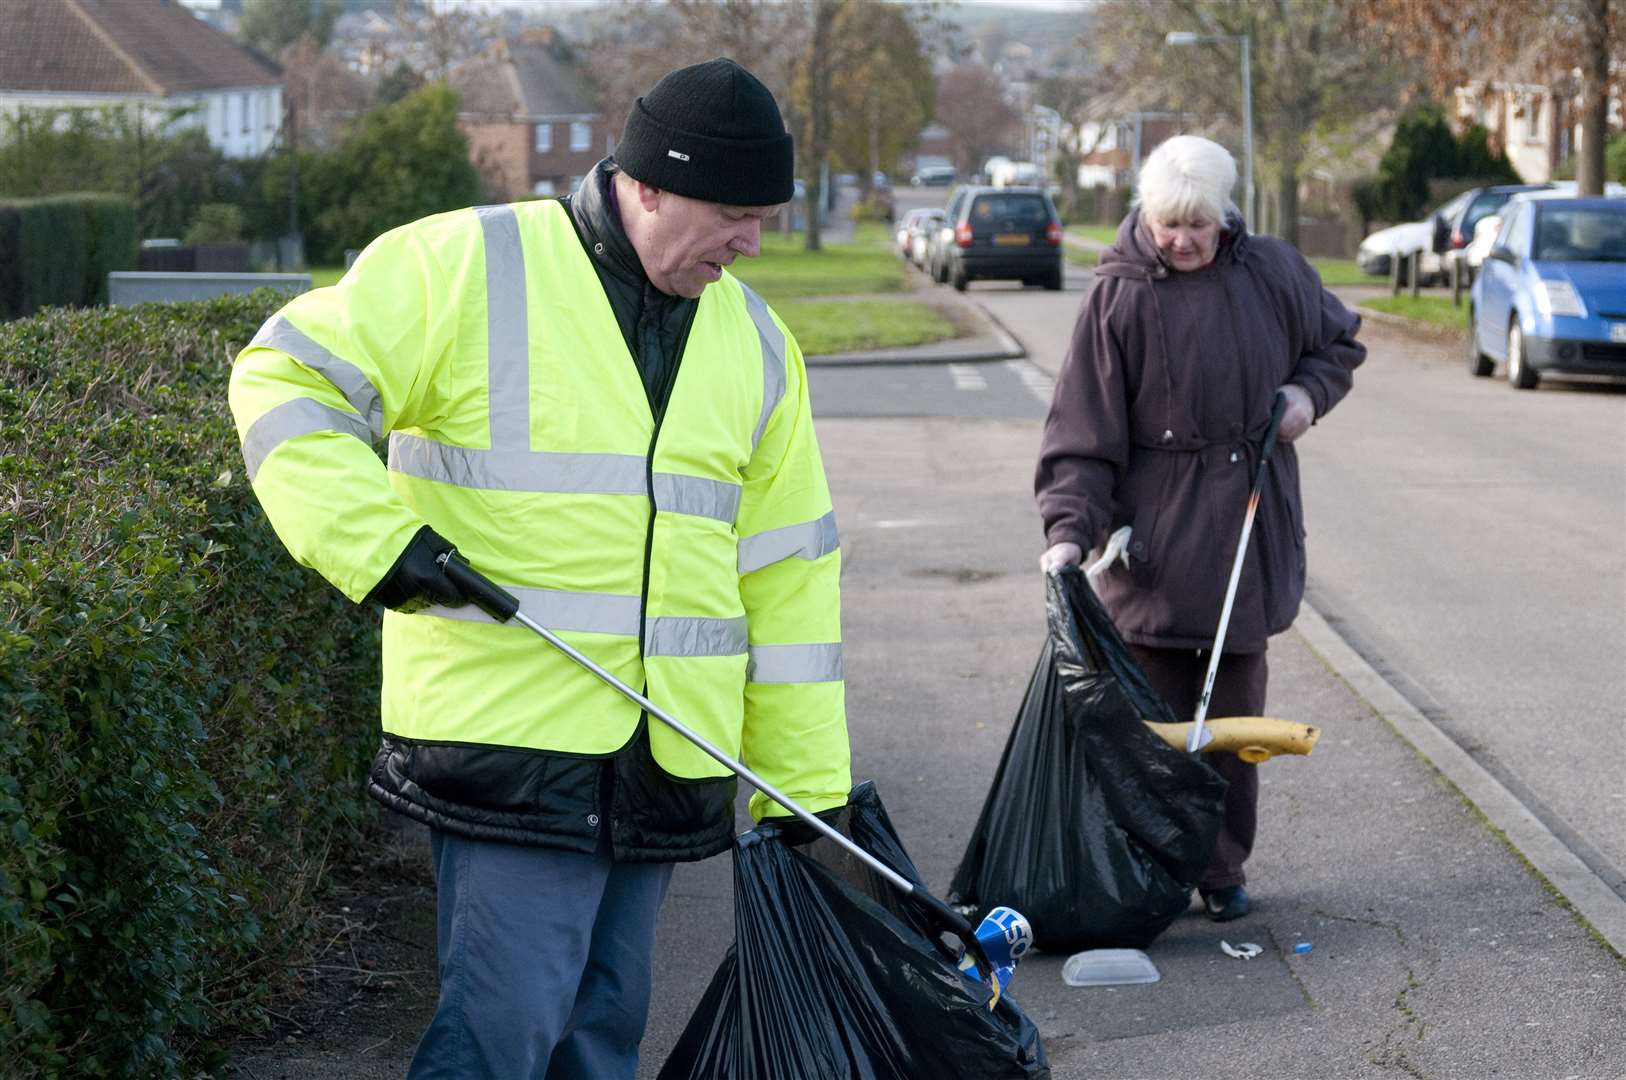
[1034,135,1365,922]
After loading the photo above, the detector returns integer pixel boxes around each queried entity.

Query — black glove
[768,805,848,847]
[365,526,468,613]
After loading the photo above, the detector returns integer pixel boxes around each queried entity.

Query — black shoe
[1201,885,1250,922]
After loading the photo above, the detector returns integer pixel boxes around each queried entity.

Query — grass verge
[1309,258,1369,286]
[735,224,906,301]
[1065,245,1099,268]
[1360,295,1469,331]
[1066,224,1118,245]
[776,298,957,355]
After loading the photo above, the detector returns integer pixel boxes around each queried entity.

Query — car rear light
[956,222,973,247]
[1450,229,1467,249]
[1045,221,1061,246]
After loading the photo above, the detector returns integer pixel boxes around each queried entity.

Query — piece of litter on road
[1061,947,1161,986]
[1220,940,1262,960]
[1293,942,1313,954]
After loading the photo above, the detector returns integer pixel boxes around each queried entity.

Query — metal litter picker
[436,553,1018,1003]
[1187,390,1288,754]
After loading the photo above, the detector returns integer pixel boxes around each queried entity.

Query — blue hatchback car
[1467,195,1626,389]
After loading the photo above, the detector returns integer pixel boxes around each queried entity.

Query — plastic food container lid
[1061,948,1162,987]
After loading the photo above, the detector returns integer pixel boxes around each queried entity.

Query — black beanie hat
[615,58,794,206]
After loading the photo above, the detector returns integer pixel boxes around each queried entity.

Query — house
[1453,77,1623,182]
[448,27,605,200]
[0,0,282,159]
[1072,112,1195,189]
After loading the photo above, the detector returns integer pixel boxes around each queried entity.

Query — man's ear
[634,180,663,213]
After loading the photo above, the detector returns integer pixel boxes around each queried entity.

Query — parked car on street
[1461,182,1626,280]
[895,207,931,258]
[907,209,946,269]
[1357,190,1472,283]
[1467,194,1626,389]
[1432,183,1553,283]
[911,164,956,187]
[935,185,1063,292]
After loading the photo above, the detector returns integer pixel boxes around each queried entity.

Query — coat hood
[1095,206,1250,281]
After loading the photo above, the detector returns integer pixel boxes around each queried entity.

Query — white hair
[1136,135,1238,225]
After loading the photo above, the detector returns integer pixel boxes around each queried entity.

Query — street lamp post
[1165,30,1253,230]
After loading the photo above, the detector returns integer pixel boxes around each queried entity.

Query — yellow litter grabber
[1144,716,1320,763]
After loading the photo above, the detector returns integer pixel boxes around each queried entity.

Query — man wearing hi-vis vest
[228,58,849,1079]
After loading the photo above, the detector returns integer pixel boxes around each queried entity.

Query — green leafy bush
[0,294,382,1076]
[183,203,247,246]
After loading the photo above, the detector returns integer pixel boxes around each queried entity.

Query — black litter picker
[437,557,1047,1076]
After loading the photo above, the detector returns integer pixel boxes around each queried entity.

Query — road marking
[1296,603,1626,957]
[1006,359,1055,405]
[949,363,987,390]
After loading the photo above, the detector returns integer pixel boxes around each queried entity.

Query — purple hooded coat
[1035,209,1365,652]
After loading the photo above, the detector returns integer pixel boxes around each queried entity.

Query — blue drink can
[956,905,1033,1006]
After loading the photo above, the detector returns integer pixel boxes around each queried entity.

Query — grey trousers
[1128,645,1269,891]
[407,829,674,1080]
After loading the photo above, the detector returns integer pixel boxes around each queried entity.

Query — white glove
[1040,541,1082,573]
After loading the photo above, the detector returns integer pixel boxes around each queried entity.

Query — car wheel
[1044,266,1063,291]
[951,265,968,292]
[1466,306,1493,377]
[932,257,947,284]
[1506,319,1538,390]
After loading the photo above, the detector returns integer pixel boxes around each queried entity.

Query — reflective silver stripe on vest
[242,397,372,481]
[739,283,786,452]
[747,643,843,684]
[653,472,741,523]
[390,433,646,493]
[251,315,384,439]
[388,434,741,524]
[420,586,642,634]
[476,205,530,451]
[645,616,749,658]
[737,510,839,575]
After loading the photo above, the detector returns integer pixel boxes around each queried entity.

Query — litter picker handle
[433,550,998,987]
[440,553,520,621]
[1186,390,1289,755]
[1254,390,1288,483]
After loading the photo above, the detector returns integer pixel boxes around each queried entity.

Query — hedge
[0,194,137,320]
[0,294,383,1077]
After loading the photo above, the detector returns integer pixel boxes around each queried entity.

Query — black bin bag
[659,782,1049,1079]
[948,565,1228,953]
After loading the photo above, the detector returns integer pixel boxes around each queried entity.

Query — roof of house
[0,0,280,98]
[451,32,598,120]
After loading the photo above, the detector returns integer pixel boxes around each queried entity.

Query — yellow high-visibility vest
[228,200,849,820]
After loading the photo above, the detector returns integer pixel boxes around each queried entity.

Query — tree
[294,85,481,264]
[1085,0,1402,245]
[935,64,1021,180]
[827,3,936,197]
[1374,102,1461,220]
[239,0,339,56]
[1352,0,1624,195]
[0,105,259,238]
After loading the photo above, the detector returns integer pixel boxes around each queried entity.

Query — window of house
[570,122,590,152]
[535,123,552,153]
[1524,98,1544,144]
[533,180,556,196]
[240,93,250,134]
